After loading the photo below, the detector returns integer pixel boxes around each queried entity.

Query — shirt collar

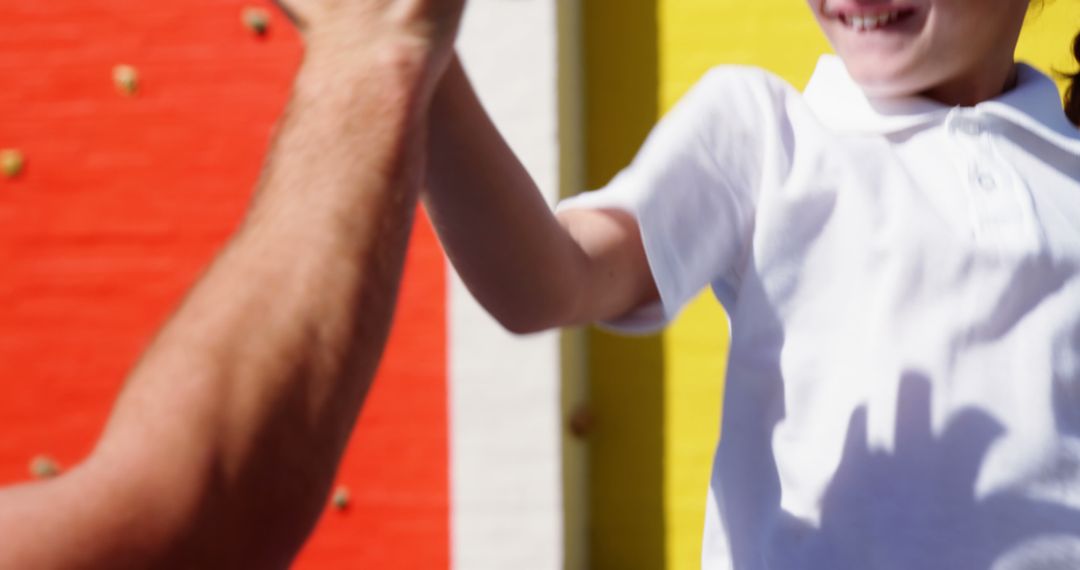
[803,54,1080,154]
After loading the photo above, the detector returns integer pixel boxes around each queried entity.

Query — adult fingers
[271,0,310,30]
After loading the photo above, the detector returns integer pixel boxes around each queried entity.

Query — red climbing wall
[0,1,449,567]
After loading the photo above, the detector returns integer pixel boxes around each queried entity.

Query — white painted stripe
[450,1,565,569]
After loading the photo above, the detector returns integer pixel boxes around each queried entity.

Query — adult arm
[423,56,659,334]
[0,1,463,568]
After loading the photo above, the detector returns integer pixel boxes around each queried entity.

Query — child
[423,1,1080,567]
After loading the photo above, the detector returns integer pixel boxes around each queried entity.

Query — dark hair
[1069,30,1080,126]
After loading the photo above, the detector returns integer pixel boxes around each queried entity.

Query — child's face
[808,0,1030,103]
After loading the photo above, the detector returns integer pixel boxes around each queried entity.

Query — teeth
[843,10,902,32]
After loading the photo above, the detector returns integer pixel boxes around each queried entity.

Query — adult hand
[274,0,466,83]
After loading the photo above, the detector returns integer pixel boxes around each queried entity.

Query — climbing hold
[331,485,350,511]
[0,149,24,179]
[29,455,61,479]
[242,7,271,36]
[568,403,594,439]
[113,64,139,96]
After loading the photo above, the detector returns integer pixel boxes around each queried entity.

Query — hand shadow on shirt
[770,372,1080,569]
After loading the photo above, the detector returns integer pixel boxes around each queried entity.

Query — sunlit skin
[807,0,1032,106]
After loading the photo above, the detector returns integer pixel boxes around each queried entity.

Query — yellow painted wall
[1019,1,1080,95]
[582,2,1080,569]
[582,3,666,569]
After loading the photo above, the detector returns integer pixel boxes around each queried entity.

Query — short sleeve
[557,67,790,333]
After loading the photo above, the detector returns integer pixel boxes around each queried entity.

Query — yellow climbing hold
[29,455,61,479]
[0,149,24,179]
[242,7,271,36]
[331,485,350,510]
[113,64,139,96]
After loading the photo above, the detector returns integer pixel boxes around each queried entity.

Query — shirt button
[969,163,998,190]
[975,171,997,191]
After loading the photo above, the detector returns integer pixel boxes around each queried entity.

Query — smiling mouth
[836,8,917,32]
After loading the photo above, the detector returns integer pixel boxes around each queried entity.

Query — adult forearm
[84,45,431,567]
[424,57,589,333]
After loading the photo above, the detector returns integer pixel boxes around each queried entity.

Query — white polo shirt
[559,56,1080,569]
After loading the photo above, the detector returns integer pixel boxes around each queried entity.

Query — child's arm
[424,56,659,333]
